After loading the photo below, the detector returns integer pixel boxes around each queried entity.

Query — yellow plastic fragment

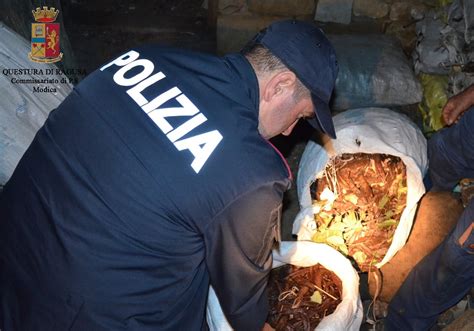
[310,290,322,304]
[418,73,449,136]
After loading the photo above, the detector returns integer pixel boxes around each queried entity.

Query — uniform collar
[222,53,259,111]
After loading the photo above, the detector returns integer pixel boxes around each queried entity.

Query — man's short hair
[243,44,310,102]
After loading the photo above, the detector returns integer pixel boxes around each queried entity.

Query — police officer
[385,84,474,330]
[0,20,338,330]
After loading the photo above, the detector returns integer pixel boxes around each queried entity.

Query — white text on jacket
[100,50,223,174]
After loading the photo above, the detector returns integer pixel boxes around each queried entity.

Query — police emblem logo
[28,6,63,63]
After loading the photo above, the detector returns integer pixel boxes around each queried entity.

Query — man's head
[242,20,338,139]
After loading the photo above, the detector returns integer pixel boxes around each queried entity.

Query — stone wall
[216,0,435,55]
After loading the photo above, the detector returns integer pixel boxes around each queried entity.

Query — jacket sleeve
[428,107,474,191]
[203,180,289,330]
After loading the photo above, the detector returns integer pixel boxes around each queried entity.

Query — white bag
[293,108,428,268]
[206,241,363,331]
[0,22,73,185]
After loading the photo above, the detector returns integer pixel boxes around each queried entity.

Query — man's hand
[443,85,474,126]
[262,322,275,331]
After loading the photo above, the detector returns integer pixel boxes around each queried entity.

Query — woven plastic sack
[0,22,73,185]
[293,108,428,268]
[329,34,422,110]
[206,241,363,331]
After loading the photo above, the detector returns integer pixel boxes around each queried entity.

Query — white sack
[207,241,363,331]
[293,108,428,268]
[0,22,73,185]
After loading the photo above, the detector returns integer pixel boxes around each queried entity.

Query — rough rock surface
[353,0,390,19]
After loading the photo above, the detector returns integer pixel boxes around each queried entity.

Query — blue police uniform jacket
[0,45,292,330]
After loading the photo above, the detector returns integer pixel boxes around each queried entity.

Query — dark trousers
[385,107,474,330]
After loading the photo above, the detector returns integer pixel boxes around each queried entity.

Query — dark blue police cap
[247,20,339,139]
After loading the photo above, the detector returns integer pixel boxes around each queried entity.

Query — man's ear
[262,71,297,102]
